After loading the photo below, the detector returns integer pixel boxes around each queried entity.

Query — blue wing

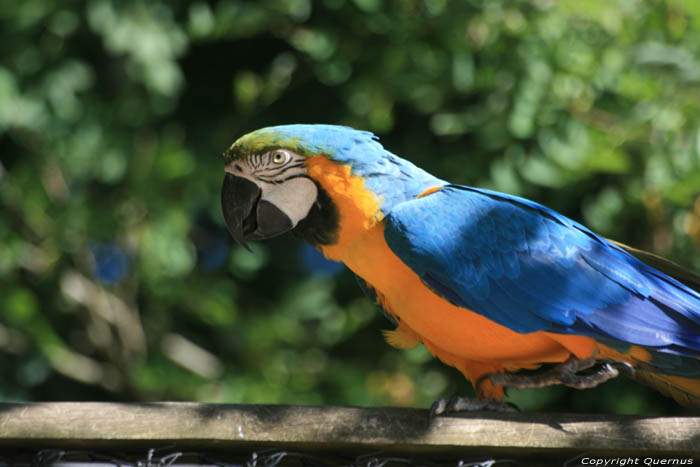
[384,185,700,356]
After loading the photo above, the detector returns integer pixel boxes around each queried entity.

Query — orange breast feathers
[304,156,602,399]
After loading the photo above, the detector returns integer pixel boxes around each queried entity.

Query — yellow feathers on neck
[305,156,383,261]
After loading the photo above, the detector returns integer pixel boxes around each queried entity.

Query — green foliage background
[2,0,700,415]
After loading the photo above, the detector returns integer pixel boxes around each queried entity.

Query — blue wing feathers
[384,184,700,357]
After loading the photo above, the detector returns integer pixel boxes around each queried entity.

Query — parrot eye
[272,151,290,165]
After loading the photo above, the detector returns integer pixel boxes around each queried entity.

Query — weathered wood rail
[0,403,699,465]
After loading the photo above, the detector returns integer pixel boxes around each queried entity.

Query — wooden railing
[0,403,698,465]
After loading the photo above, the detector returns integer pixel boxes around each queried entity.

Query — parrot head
[220,124,356,250]
[221,147,317,250]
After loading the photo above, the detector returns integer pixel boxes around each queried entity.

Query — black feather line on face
[258,173,311,185]
[265,161,304,177]
[292,181,339,246]
[256,162,304,182]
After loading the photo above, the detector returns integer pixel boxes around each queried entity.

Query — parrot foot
[429,396,517,418]
[487,356,620,390]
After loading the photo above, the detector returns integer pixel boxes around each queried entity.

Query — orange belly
[322,221,599,397]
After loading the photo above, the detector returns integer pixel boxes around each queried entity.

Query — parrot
[220,124,700,412]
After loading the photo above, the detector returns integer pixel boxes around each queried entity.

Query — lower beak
[221,173,293,250]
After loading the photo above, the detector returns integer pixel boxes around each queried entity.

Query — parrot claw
[487,356,620,390]
[429,396,518,420]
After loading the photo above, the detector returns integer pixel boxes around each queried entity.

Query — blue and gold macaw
[221,124,700,410]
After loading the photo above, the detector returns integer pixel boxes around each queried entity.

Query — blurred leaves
[1,0,699,414]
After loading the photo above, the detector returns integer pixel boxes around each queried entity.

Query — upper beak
[221,173,293,250]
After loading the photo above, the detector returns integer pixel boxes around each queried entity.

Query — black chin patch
[253,200,293,239]
[293,183,339,246]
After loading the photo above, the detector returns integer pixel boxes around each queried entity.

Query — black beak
[221,173,293,250]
